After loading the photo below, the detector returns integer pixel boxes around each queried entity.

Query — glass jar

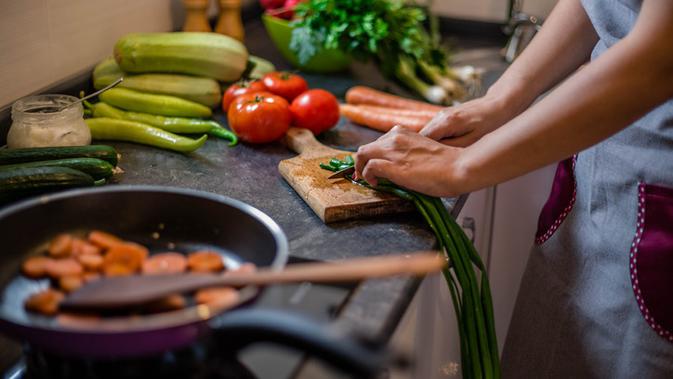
[7,94,91,148]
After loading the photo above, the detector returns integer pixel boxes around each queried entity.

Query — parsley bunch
[289,0,463,104]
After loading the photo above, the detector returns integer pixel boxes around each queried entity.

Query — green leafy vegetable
[290,0,466,104]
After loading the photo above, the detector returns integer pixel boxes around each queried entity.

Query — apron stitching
[630,182,673,342]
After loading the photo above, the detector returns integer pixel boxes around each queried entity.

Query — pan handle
[208,308,387,378]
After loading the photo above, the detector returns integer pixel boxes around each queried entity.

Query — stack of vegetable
[288,0,481,104]
[0,145,120,201]
[320,157,500,379]
[85,32,277,152]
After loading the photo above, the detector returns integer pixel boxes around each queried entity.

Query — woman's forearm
[459,0,673,191]
[487,0,598,113]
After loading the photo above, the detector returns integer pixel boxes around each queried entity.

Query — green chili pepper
[86,101,237,146]
[85,118,207,153]
[319,163,338,172]
[99,88,212,118]
[329,158,342,168]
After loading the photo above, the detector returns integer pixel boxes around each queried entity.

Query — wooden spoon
[60,252,445,312]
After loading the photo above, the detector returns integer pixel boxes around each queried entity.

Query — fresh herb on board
[321,157,501,379]
[290,0,476,104]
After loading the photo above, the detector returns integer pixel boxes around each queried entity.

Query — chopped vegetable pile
[321,157,501,379]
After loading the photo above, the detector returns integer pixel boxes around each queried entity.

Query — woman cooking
[355,0,673,377]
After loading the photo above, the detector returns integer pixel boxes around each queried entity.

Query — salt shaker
[215,0,244,42]
[182,0,212,32]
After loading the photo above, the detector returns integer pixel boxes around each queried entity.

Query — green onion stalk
[321,157,500,379]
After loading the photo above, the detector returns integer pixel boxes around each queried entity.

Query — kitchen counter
[0,17,508,376]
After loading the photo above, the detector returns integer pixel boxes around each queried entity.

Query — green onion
[321,157,501,379]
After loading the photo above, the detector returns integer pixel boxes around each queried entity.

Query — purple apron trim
[631,182,673,343]
[535,155,577,245]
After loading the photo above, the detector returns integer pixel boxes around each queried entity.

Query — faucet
[502,0,542,62]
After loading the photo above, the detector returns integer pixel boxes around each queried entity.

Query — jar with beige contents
[7,94,91,148]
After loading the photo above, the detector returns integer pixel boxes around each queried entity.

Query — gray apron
[501,0,673,377]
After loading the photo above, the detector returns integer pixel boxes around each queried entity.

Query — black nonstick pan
[0,186,386,378]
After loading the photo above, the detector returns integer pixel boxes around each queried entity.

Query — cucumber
[114,32,249,82]
[0,145,118,166]
[0,158,114,180]
[0,167,96,200]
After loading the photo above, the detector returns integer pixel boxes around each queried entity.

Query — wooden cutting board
[279,127,414,223]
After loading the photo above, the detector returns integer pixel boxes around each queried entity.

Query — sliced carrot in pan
[22,256,54,278]
[72,238,102,256]
[59,275,84,293]
[77,254,104,272]
[24,289,65,316]
[144,294,187,313]
[48,234,74,258]
[142,252,187,275]
[88,230,124,250]
[187,251,225,273]
[45,259,83,279]
[82,272,101,283]
[195,287,240,309]
[103,243,149,275]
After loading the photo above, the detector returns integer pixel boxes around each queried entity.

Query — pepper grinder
[215,0,245,42]
[182,0,212,32]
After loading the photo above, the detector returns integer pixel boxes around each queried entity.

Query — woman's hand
[354,126,469,197]
[420,94,521,147]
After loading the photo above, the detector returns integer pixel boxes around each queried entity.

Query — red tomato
[227,92,291,144]
[262,72,308,102]
[222,80,267,112]
[290,89,340,135]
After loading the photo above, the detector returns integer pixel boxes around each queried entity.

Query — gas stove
[2,266,355,379]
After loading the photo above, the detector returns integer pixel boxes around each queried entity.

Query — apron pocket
[535,156,577,245]
[631,182,673,342]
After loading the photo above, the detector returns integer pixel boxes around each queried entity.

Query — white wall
[0,0,176,109]
[430,0,558,22]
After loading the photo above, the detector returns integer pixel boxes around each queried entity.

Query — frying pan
[0,186,386,377]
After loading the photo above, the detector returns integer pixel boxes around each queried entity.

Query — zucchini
[114,32,248,82]
[93,58,222,108]
[248,55,276,79]
[0,167,96,200]
[0,158,114,180]
[0,145,118,166]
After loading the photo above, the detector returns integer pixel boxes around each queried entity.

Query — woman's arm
[459,0,673,191]
[355,0,673,197]
[421,0,598,145]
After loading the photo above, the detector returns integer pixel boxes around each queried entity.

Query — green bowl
[262,14,351,73]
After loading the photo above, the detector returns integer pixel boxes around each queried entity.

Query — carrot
[354,104,437,120]
[45,259,83,279]
[187,251,225,273]
[142,252,187,275]
[345,86,445,112]
[48,234,74,258]
[103,243,148,275]
[77,254,104,272]
[340,104,428,132]
[59,275,83,293]
[103,263,135,277]
[72,238,102,256]
[22,256,54,278]
[195,287,240,309]
[88,230,124,250]
[24,289,65,316]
